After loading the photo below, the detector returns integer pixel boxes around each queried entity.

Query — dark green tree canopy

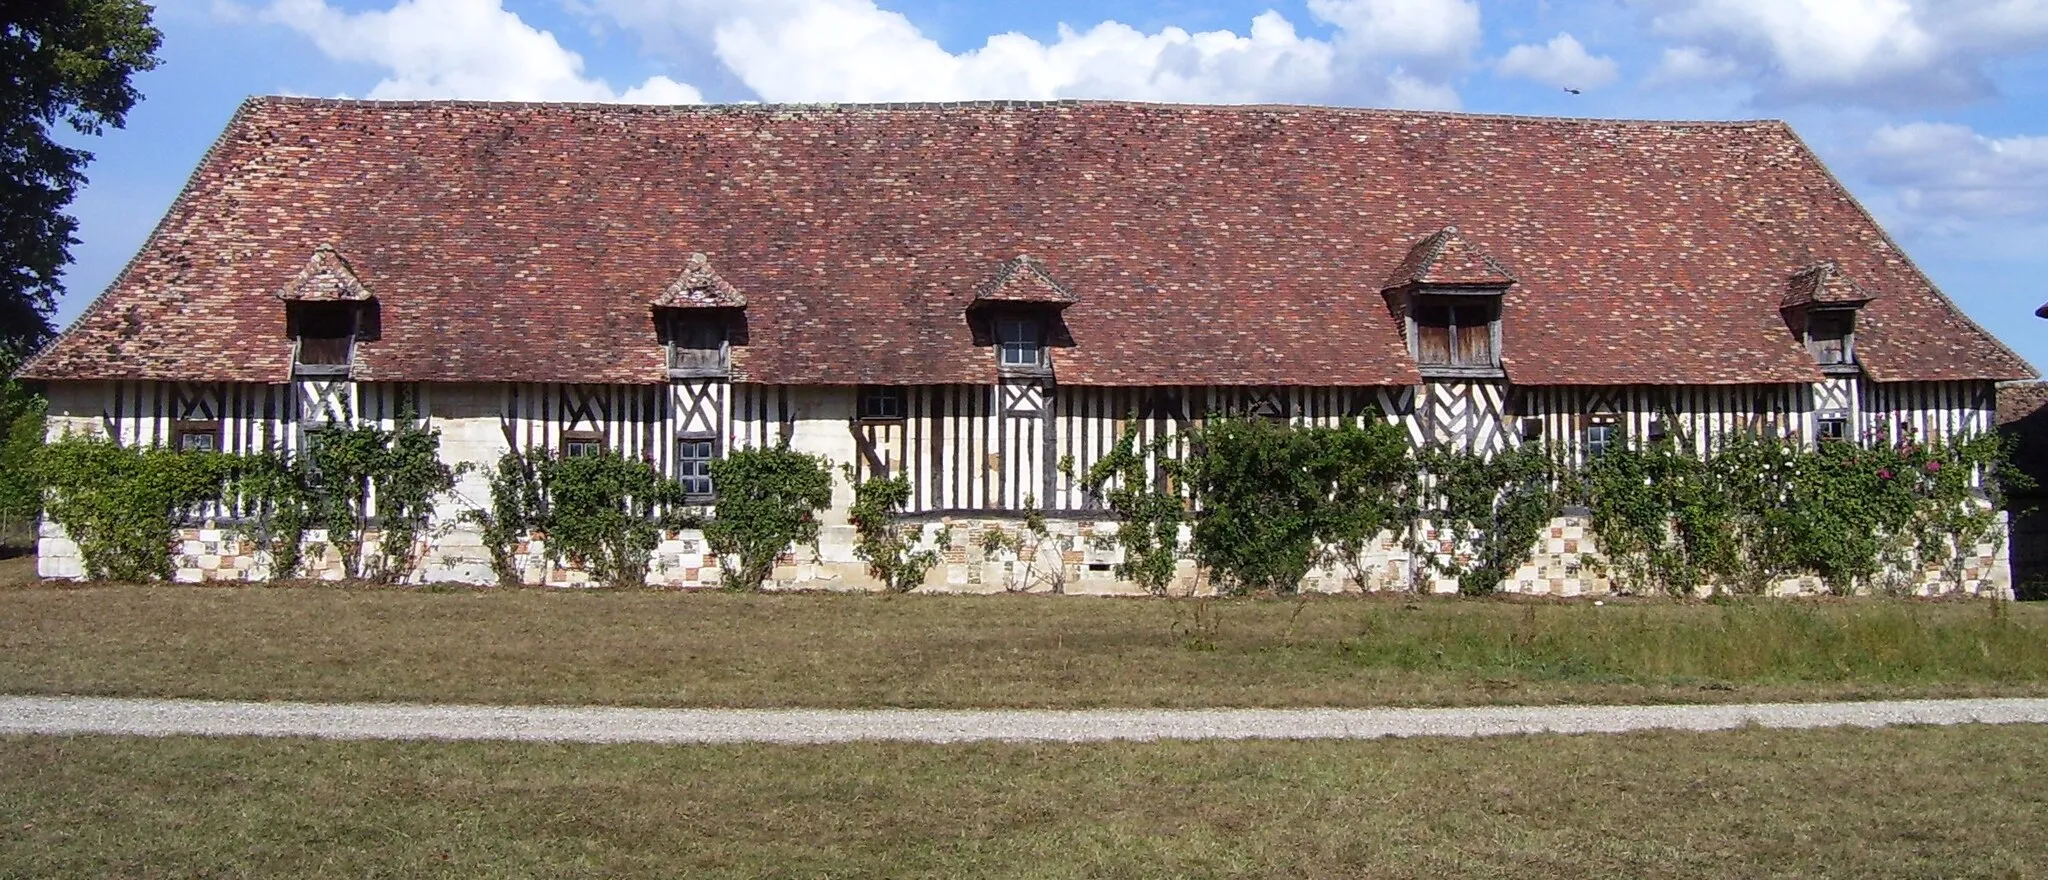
[0,0,162,358]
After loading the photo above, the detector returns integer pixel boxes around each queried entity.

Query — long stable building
[22,98,2034,592]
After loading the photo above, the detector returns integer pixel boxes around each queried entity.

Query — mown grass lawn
[3,585,2045,708]
[2,724,2044,878]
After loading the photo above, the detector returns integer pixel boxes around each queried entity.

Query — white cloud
[1637,0,2048,106]
[252,0,704,103]
[1645,45,1740,86]
[1495,33,1619,91]
[580,0,1483,109]
[1863,122,2048,222]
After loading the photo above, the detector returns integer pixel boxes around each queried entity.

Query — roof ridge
[246,95,1787,129]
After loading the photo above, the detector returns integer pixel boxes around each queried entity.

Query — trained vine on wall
[846,468,950,593]
[1581,428,2024,596]
[1182,416,1414,596]
[37,434,235,581]
[1413,441,1561,596]
[1077,421,1188,596]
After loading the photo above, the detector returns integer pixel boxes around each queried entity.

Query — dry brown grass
[3,585,2046,708]
[0,555,33,588]
[2,724,2044,878]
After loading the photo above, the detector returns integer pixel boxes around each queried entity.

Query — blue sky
[56,0,2048,368]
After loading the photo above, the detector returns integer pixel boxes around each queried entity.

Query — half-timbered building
[22,98,2034,593]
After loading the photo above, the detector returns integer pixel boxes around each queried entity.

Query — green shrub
[705,445,833,591]
[36,434,235,580]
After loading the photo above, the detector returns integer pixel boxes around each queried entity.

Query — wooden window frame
[1806,308,1858,371]
[994,313,1051,377]
[1408,292,1504,378]
[173,420,223,453]
[1583,419,1617,459]
[1816,414,1850,443]
[666,312,731,379]
[559,430,607,459]
[858,385,905,422]
[289,302,359,378]
[676,433,719,502]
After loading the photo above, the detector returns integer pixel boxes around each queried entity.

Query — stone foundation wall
[36,511,2012,599]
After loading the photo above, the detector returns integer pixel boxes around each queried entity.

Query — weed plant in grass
[2,725,2045,878]
[2,587,2045,708]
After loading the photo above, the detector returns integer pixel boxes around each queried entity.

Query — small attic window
[997,316,1046,371]
[289,302,358,377]
[1411,297,1500,373]
[1808,310,1854,366]
[666,313,729,377]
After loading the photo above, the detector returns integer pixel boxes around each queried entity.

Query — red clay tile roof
[972,255,1079,307]
[1782,261,1875,309]
[276,245,373,302]
[651,253,746,308]
[22,98,2034,386]
[1384,226,1514,290]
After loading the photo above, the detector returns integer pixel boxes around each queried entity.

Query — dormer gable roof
[276,245,372,302]
[1383,226,1514,291]
[652,253,746,308]
[970,254,1079,308]
[1783,261,1877,309]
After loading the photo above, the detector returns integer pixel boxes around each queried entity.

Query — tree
[1,0,163,356]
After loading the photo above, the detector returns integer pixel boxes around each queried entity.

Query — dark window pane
[1586,424,1614,458]
[1818,418,1848,441]
[861,387,903,419]
[178,431,217,453]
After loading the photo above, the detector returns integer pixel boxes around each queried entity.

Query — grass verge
[2,725,2045,878]
[2,586,2046,708]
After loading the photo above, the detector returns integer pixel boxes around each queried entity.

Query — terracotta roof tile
[651,253,746,308]
[972,255,1079,307]
[1782,261,1875,309]
[21,98,2034,386]
[276,245,373,302]
[1384,226,1514,289]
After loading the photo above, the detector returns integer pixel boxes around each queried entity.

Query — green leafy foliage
[1582,429,2023,596]
[0,0,163,353]
[226,450,315,580]
[0,375,47,536]
[846,469,948,593]
[1077,422,1188,595]
[1413,442,1560,595]
[36,434,234,580]
[299,420,457,582]
[705,445,834,591]
[533,450,685,589]
[1182,416,1414,595]
[470,450,546,588]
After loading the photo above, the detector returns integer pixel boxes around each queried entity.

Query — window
[174,421,221,453]
[290,303,357,375]
[1817,416,1849,442]
[997,317,1044,370]
[560,431,606,458]
[1412,298,1498,370]
[677,436,716,498]
[1584,423,1615,458]
[859,386,903,421]
[1808,310,1853,365]
[667,314,728,375]
[1519,417,1544,443]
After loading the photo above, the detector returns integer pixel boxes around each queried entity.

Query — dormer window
[997,316,1045,371]
[651,253,747,379]
[1807,309,1854,366]
[289,302,358,378]
[1381,226,1514,379]
[665,313,730,378]
[1782,262,1875,374]
[1411,297,1500,372]
[276,245,373,380]
[969,255,1076,377]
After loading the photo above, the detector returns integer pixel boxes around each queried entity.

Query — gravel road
[3,696,2045,744]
